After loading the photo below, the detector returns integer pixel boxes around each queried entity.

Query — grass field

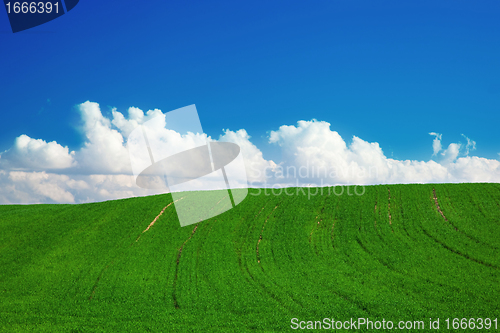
[0,183,499,332]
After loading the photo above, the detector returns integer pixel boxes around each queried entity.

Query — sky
[0,0,499,203]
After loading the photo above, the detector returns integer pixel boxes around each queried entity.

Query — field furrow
[0,184,499,331]
[172,224,199,309]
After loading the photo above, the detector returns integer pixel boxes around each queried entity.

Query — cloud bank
[0,101,498,203]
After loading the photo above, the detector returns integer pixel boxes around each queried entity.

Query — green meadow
[0,183,499,332]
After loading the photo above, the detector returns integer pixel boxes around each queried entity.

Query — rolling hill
[1,183,499,332]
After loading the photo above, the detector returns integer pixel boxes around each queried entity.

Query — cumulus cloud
[449,156,500,183]
[264,120,499,186]
[0,102,498,204]
[0,134,75,170]
[0,101,261,203]
[75,101,132,174]
[268,120,384,184]
[111,106,163,138]
[440,143,461,165]
[0,171,164,204]
[0,171,75,203]
[219,128,276,183]
[429,132,442,156]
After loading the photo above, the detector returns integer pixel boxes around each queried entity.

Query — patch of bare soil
[432,188,456,230]
[135,197,185,243]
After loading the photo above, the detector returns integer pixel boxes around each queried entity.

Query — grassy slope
[0,184,499,332]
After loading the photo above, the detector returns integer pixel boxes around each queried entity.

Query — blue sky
[0,1,499,203]
[1,0,499,159]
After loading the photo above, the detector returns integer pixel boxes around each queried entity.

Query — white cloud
[0,134,75,170]
[111,106,163,138]
[264,120,499,186]
[384,159,450,184]
[219,128,276,183]
[0,171,164,204]
[440,143,461,165]
[448,156,500,183]
[75,101,132,174]
[0,103,498,204]
[1,171,75,203]
[461,134,476,156]
[429,132,442,156]
[429,132,477,163]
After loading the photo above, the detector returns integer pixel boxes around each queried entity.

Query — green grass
[0,183,499,332]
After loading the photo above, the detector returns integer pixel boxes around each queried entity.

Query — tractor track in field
[135,198,184,243]
[397,196,413,240]
[330,197,340,248]
[420,227,499,270]
[387,188,396,233]
[433,188,456,230]
[256,204,279,264]
[248,202,307,312]
[309,206,325,243]
[388,189,392,225]
[91,201,179,300]
[207,195,229,214]
[331,200,340,248]
[330,216,337,245]
[89,260,116,301]
[308,196,329,245]
[236,199,272,280]
[255,206,266,218]
[172,224,199,309]
[236,200,270,280]
[142,203,172,233]
[355,237,399,275]
[314,200,372,313]
[373,194,390,244]
[193,221,214,296]
[327,287,372,315]
[355,237,458,293]
[308,215,321,242]
[373,197,388,243]
[388,189,394,233]
[432,189,497,250]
